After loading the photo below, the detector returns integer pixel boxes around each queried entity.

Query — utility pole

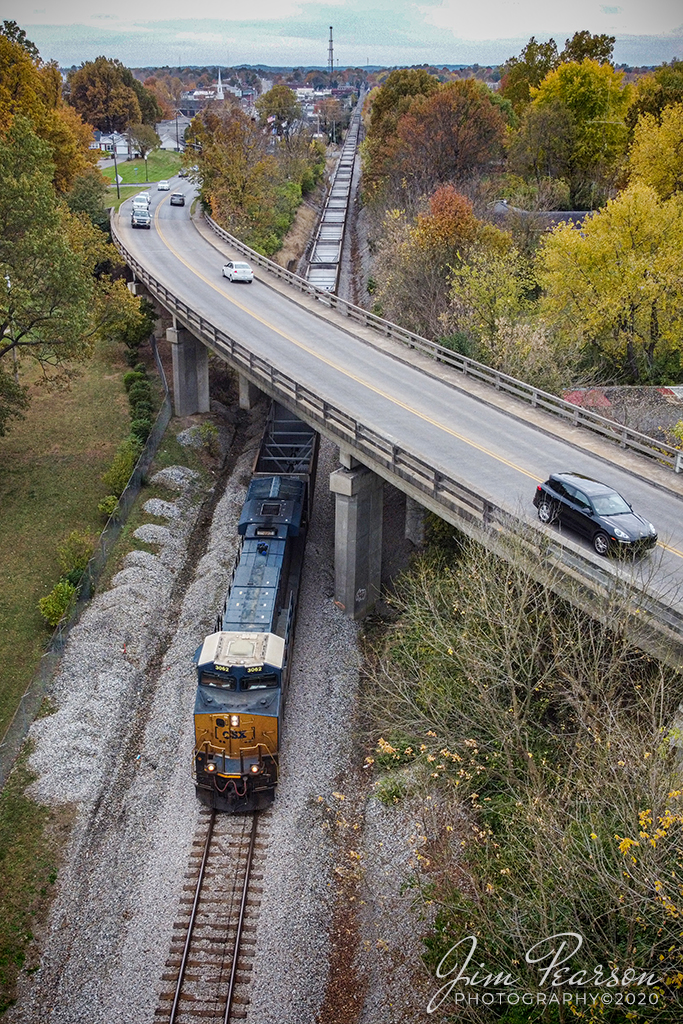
[113,143,120,200]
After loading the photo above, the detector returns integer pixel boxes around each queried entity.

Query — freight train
[193,403,318,812]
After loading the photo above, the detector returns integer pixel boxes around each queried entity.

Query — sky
[4,0,682,69]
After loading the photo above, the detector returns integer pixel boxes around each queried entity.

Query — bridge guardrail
[200,215,683,476]
[112,221,683,657]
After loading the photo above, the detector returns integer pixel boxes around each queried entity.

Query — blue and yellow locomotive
[193,405,318,812]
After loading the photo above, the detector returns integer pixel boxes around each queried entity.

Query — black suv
[533,472,657,556]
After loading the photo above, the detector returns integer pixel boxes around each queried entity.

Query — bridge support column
[405,496,425,546]
[330,464,383,618]
[238,374,261,410]
[166,322,210,418]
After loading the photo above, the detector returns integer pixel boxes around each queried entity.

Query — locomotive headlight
[250,764,260,773]
[205,762,216,773]
[230,714,240,727]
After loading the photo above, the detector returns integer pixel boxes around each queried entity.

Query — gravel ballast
[7,416,437,1023]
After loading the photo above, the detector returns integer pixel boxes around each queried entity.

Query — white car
[134,192,151,206]
[157,180,170,191]
[222,260,254,283]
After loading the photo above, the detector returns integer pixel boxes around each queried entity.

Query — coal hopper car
[193,403,318,812]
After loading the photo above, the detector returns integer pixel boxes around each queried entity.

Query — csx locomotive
[193,404,318,812]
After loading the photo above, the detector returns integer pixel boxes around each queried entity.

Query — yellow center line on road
[153,198,683,561]
[154,197,538,481]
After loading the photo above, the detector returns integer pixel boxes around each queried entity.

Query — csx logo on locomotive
[216,727,255,741]
[213,719,255,742]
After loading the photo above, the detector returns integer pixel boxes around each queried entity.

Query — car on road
[222,260,254,283]
[131,208,152,229]
[533,472,657,556]
[157,179,170,190]
[178,167,188,178]
[170,192,185,206]
[133,192,151,207]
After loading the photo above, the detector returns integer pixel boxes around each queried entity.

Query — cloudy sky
[5,0,682,68]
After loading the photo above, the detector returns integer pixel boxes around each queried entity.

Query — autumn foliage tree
[67,57,161,133]
[362,68,440,199]
[0,28,97,192]
[373,186,507,338]
[391,80,507,195]
[538,183,683,383]
[513,59,630,207]
[629,103,683,199]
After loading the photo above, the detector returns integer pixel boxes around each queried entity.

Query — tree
[0,31,97,191]
[67,57,160,133]
[314,97,345,140]
[65,166,110,232]
[373,187,481,337]
[626,59,683,133]
[522,59,631,207]
[629,103,683,199]
[560,29,615,65]
[0,119,127,431]
[189,106,279,250]
[127,122,160,159]
[363,68,439,197]
[0,19,39,60]
[508,97,574,185]
[391,80,506,195]
[537,183,683,383]
[255,84,301,140]
[500,36,559,112]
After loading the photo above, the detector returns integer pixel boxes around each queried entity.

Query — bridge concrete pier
[330,462,383,619]
[405,496,425,546]
[238,374,262,410]
[166,320,210,417]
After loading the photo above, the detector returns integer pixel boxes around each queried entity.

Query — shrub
[130,418,152,443]
[131,400,153,421]
[98,494,119,519]
[123,370,146,393]
[57,530,94,578]
[127,380,152,406]
[198,421,219,455]
[38,581,77,628]
[102,438,142,496]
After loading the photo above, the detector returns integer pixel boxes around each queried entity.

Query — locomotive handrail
[201,214,683,475]
[112,221,683,662]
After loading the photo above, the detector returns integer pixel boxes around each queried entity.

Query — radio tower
[328,26,334,78]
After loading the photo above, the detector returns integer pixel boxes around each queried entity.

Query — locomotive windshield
[200,672,237,690]
[243,672,279,690]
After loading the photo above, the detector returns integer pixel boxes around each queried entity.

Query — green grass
[100,150,183,186]
[0,342,131,735]
[0,745,72,1013]
[93,423,212,595]
[104,185,142,212]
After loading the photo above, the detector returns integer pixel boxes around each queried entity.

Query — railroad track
[156,809,268,1023]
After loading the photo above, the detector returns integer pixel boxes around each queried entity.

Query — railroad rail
[157,810,266,1023]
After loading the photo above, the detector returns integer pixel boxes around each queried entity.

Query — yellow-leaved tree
[629,102,683,200]
[537,182,683,383]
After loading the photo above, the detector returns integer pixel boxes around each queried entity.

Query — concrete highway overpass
[111,184,683,669]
